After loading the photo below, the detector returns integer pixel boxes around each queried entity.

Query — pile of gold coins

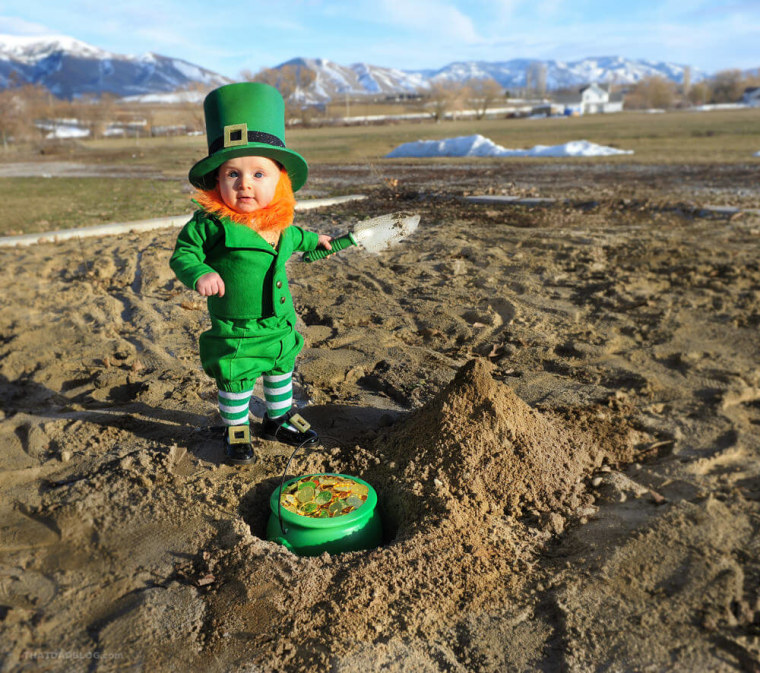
[280,475,369,519]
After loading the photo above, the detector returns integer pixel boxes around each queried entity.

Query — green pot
[267,473,382,556]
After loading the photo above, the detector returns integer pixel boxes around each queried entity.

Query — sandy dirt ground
[1,162,760,672]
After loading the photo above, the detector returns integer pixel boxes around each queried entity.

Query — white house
[742,87,760,107]
[553,83,624,115]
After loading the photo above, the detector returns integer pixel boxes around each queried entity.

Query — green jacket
[170,210,320,321]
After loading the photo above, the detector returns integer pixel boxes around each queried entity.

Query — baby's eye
[228,170,240,178]
[254,171,264,178]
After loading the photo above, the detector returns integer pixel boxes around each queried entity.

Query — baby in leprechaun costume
[170,82,332,465]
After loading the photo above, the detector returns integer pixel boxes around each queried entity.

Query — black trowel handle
[302,233,357,263]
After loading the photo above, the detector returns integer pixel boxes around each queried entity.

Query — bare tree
[427,80,469,121]
[625,75,677,109]
[682,66,691,97]
[1,83,55,143]
[427,81,450,121]
[0,89,23,148]
[450,81,471,119]
[687,81,709,106]
[243,65,317,122]
[74,93,118,139]
[526,62,547,97]
[685,69,760,105]
[710,69,745,103]
[467,78,504,119]
[179,81,210,132]
[0,73,27,147]
[536,63,547,97]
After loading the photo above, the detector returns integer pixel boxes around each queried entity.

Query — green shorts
[199,315,304,393]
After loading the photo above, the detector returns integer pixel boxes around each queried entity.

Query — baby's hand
[317,234,333,250]
[196,272,225,297]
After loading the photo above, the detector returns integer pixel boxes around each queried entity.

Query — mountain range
[0,35,229,99]
[282,56,705,103]
[0,34,709,102]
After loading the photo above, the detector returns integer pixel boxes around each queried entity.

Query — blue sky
[1,1,757,78]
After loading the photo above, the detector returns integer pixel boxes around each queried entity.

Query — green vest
[170,211,319,321]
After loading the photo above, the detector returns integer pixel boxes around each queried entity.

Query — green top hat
[189,82,308,192]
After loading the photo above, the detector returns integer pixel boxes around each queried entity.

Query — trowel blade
[351,213,420,254]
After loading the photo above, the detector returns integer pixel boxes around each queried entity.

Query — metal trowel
[302,212,420,262]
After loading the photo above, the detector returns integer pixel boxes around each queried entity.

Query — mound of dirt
[373,358,625,534]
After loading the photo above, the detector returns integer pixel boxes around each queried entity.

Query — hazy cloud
[0,15,55,35]
[378,0,481,42]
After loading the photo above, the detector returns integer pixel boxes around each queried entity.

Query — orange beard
[193,169,296,234]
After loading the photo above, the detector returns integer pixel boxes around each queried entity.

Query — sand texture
[1,162,760,672]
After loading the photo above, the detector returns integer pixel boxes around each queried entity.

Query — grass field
[0,178,191,237]
[1,108,758,236]
[284,107,760,164]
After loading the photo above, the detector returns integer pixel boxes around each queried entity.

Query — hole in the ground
[239,476,282,540]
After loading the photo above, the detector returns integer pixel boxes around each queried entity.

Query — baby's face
[217,155,281,213]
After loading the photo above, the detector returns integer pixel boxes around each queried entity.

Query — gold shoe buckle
[289,414,311,432]
[227,425,251,445]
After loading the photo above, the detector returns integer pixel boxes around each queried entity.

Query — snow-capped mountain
[427,56,705,90]
[0,34,230,98]
[279,57,428,103]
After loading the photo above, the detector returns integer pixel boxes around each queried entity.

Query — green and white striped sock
[218,389,253,426]
[264,371,295,429]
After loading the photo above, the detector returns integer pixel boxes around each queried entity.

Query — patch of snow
[691,103,748,111]
[122,90,206,104]
[46,125,90,139]
[170,58,215,83]
[385,134,633,158]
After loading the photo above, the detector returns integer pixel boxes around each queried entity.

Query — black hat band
[209,128,285,155]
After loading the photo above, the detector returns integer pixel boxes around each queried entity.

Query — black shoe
[262,410,319,446]
[224,425,255,465]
